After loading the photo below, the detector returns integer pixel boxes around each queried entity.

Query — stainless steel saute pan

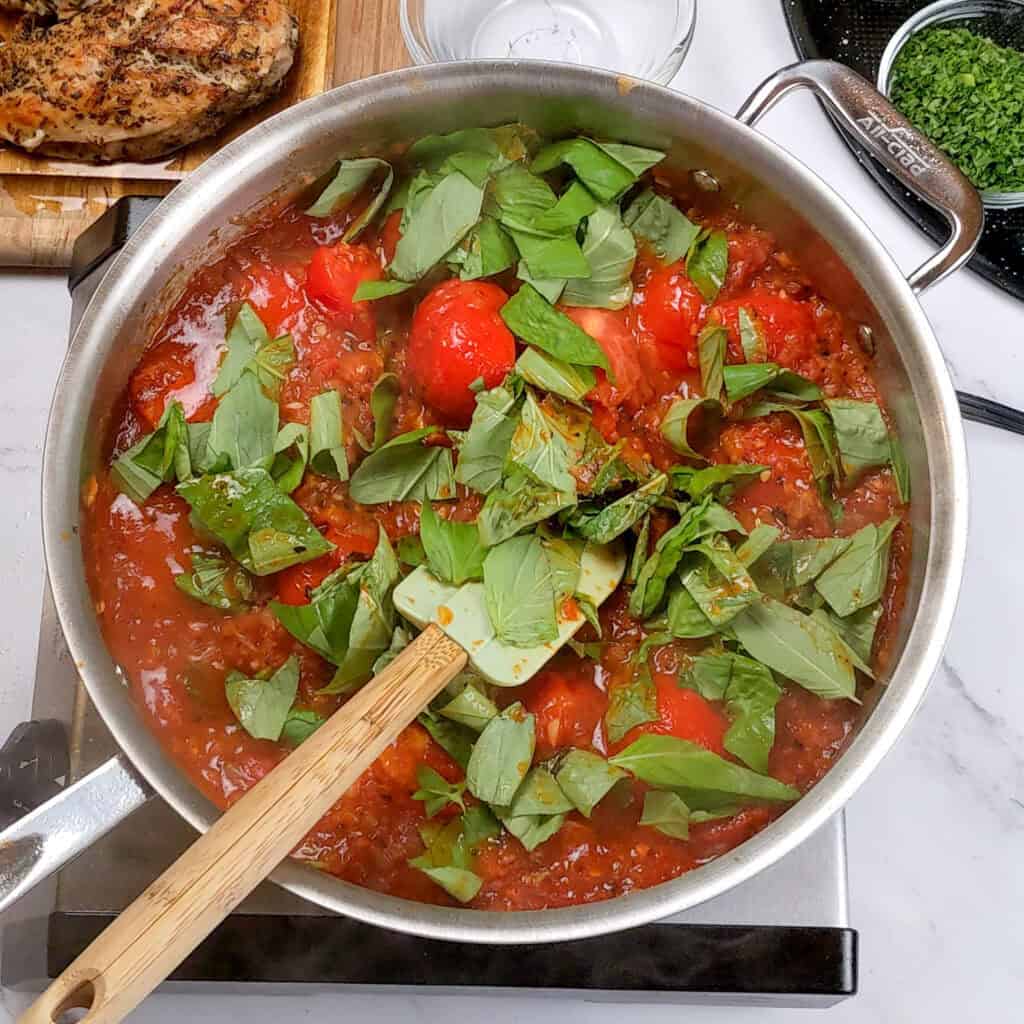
[0,59,981,943]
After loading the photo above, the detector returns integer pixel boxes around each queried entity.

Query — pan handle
[0,754,152,915]
[736,59,984,295]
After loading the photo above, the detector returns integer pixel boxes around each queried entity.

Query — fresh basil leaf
[731,597,856,701]
[418,709,476,769]
[542,535,582,605]
[670,462,766,501]
[270,571,360,664]
[698,324,727,403]
[307,158,394,241]
[515,346,596,405]
[660,397,720,462]
[682,651,733,700]
[822,601,882,666]
[271,422,309,494]
[225,656,300,742]
[177,468,334,575]
[390,171,485,281]
[568,473,667,544]
[747,403,841,505]
[186,421,217,477]
[455,216,517,280]
[365,373,400,452]
[454,383,521,495]
[736,523,782,566]
[174,551,255,611]
[623,189,700,265]
[769,371,823,403]
[420,501,486,585]
[814,517,899,616]
[554,748,626,817]
[440,150,498,187]
[528,181,599,235]
[825,399,892,483]
[640,790,690,839]
[509,390,577,493]
[750,536,852,598]
[889,433,911,502]
[280,708,325,748]
[610,733,800,804]
[491,164,558,228]
[627,513,652,585]
[561,204,637,310]
[507,765,574,816]
[510,228,591,280]
[466,702,536,806]
[212,303,269,397]
[349,428,455,503]
[719,654,782,774]
[483,534,558,646]
[723,363,783,403]
[531,138,662,202]
[208,371,278,472]
[666,579,720,638]
[515,261,566,304]
[477,468,576,547]
[397,534,427,566]
[738,306,767,363]
[413,765,467,818]
[408,127,502,167]
[305,390,349,480]
[249,333,296,400]
[352,279,415,301]
[686,230,728,302]
[371,623,412,675]
[111,401,190,502]
[808,608,874,677]
[497,809,567,851]
[439,682,498,732]
[679,535,760,626]
[605,662,658,745]
[409,818,481,903]
[462,804,501,849]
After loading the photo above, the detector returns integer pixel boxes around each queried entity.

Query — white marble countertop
[1,2,1022,1019]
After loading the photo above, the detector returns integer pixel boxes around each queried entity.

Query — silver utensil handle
[736,59,984,295]
[0,754,152,915]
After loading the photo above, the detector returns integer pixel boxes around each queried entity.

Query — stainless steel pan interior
[12,60,979,943]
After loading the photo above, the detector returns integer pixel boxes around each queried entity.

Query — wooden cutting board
[0,0,409,267]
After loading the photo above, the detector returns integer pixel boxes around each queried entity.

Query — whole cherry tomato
[407,279,516,426]
[305,243,382,342]
[632,258,706,371]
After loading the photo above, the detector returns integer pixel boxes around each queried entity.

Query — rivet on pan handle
[736,59,984,295]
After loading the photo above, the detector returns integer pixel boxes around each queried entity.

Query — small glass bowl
[877,0,1024,210]
[400,0,697,86]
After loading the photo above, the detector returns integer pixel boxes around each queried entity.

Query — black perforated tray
[782,0,1024,302]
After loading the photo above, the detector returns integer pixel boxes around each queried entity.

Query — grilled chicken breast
[0,0,298,162]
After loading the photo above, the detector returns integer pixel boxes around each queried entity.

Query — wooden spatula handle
[19,624,466,1024]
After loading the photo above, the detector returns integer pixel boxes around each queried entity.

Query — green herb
[225,656,300,742]
[207,371,278,472]
[397,534,427,566]
[821,601,882,666]
[408,817,482,903]
[212,304,294,399]
[736,523,781,566]
[530,138,663,202]
[731,597,856,701]
[418,709,476,769]
[527,181,599,235]
[554,749,626,817]
[348,427,455,503]
[825,399,891,483]
[483,534,559,646]
[723,363,822,403]
[363,373,399,452]
[111,401,190,503]
[177,468,333,575]
[371,624,412,674]
[686,230,728,302]
[270,567,361,664]
[605,662,658,744]
[307,158,394,240]
[611,733,799,807]
[623,189,700,265]
[750,536,852,597]
[561,204,637,310]
[413,765,467,818]
[500,284,610,371]
[390,171,485,281]
[466,702,536,806]
[454,382,521,495]
[628,513,652,585]
[462,804,502,849]
[509,390,577,493]
[889,433,911,503]
[439,683,498,733]
[679,535,759,626]
[304,390,348,480]
[506,765,574,816]
[698,324,727,403]
[280,708,325,747]
[640,790,690,839]
[497,809,567,851]
[515,347,596,405]
[352,279,415,301]
[453,216,517,280]
[660,397,720,462]
[174,552,255,611]
[568,473,667,544]
[510,228,591,280]
[738,307,767,362]
[814,517,899,616]
[271,422,309,494]
[477,469,576,548]
[670,463,766,501]
[889,26,1024,192]
[516,262,566,304]
[420,502,486,585]
[666,580,719,638]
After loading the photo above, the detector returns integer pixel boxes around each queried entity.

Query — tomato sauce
[81,178,910,911]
